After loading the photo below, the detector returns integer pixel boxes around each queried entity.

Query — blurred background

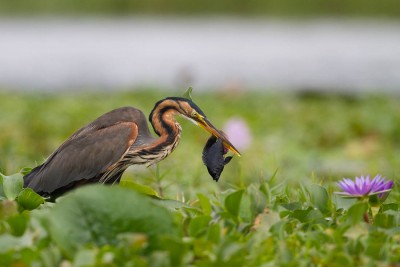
[1,0,400,197]
[1,0,400,91]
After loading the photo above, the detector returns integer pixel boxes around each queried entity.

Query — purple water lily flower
[336,175,394,198]
[223,117,251,151]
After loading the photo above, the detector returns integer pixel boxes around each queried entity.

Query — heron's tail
[23,164,43,189]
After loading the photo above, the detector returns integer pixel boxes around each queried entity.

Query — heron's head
[151,97,241,156]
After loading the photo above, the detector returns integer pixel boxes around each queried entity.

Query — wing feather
[24,122,138,195]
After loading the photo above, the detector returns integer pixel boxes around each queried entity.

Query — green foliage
[47,185,179,258]
[0,169,398,266]
[17,188,45,210]
[0,173,23,200]
[120,180,160,198]
[0,91,400,265]
[1,0,400,17]
[0,172,44,210]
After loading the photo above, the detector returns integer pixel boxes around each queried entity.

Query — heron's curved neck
[149,99,182,149]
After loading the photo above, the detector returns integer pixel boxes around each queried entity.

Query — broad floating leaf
[6,213,29,237]
[17,188,45,210]
[47,185,178,258]
[0,173,23,200]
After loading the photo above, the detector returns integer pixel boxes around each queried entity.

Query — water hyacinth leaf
[17,188,44,210]
[368,193,380,207]
[19,168,33,176]
[152,198,200,214]
[373,213,396,228]
[207,223,221,244]
[14,249,42,267]
[238,192,253,223]
[365,231,388,259]
[197,193,212,215]
[0,175,5,199]
[0,233,32,253]
[0,200,19,220]
[38,246,62,267]
[218,242,247,265]
[380,203,398,212]
[189,215,212,237]
[325,252,353,267]
[269,220,288,240]
[73,249,96,267]
[345,202,368,226]
[47,185,178,258]
[120,180,159,198]
[247,184,267,219]
[225,189,244,218]
[305,209,325,223]
[157,236,187,266]
[308,184,330,214]
[6,212,29,237]
[259,183,272,204]
[1,173,23,200]
[281,202,303,211]
[290,208,314,223]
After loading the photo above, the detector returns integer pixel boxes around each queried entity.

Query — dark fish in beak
[194,115,241,157]
[202,135,233,181]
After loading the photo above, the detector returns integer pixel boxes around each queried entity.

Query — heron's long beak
[196,115,241,156]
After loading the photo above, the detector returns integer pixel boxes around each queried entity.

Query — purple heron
[23,97,240,199]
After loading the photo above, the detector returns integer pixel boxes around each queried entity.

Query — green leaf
[207,223,221,244]
[17,188,45,210]
[152,198,200,215]
[281,202,303,211]
[158,236,187,266]
[189,215,212,237]
[0,234,31,252]
[1,173,23,200]
[47,185,179,258]
[19,168,32,176]
[345,202,368,226]
[380,203,398,212]
[183,87,193,101]
[197,193,212,215]
[6,212,29,236]
[0,200,19,220]
[224,189,244,218]
[290,209,310,222]
[73,249,96,267]
[365,231,388,259]
[308,184,330,214]
[269,220,288,240]
[120,180,159,197]
[368,193,380,207]
[0,175,5,199]
[248,184,267,219]
[373,213,396,228]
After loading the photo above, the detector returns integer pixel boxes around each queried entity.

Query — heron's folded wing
[24,122,138,194]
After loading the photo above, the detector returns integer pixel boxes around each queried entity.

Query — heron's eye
[191,111,198,118]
